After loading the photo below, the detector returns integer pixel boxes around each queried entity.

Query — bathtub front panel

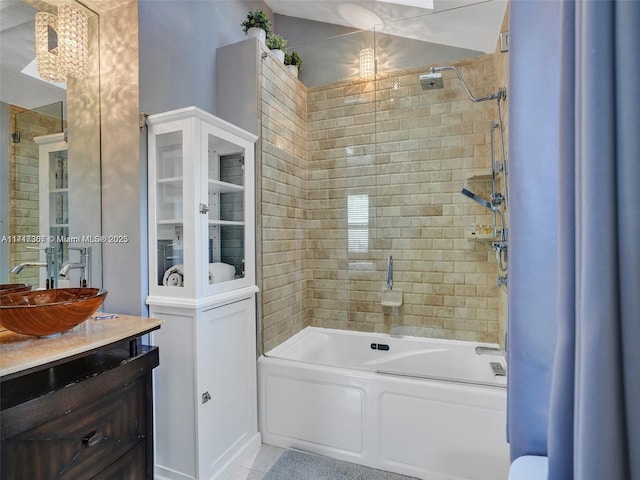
[262,371,364,454]
[379,386,509,479]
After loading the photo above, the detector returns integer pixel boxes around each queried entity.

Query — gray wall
[139,0,271,116]
[275,14,483,88]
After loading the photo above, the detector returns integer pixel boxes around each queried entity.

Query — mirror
[1,0,102,290]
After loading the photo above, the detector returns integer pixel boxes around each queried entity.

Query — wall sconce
[35,5,88,82]
[359,48,375,81]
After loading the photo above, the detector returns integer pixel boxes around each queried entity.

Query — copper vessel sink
[0,288,107,336]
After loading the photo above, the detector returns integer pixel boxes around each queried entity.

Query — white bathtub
[258,327,510,480]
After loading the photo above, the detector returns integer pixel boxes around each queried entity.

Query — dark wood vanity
[0,315,161,480]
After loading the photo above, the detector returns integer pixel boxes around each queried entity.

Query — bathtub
[258,327,509,480]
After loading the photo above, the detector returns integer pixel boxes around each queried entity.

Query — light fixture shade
[58,4,88,79]
[35,12,65,82]
[359,48,375,81]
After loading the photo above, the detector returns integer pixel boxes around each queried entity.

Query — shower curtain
[547,1,640,479]
[509,0,640,478]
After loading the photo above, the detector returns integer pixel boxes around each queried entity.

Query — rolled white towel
[209,262,236,284]
[163,264,184,287]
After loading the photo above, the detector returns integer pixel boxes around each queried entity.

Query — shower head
[419,72,444,90]
[461,187,492,210]
[426,65,506,103]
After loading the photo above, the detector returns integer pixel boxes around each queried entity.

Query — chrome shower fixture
[419,72,444,90]
[427,65,506,103]
[461,187,491,210]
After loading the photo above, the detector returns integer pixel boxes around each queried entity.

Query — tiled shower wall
[259,50,309,352]
[260,44,509,350]
[306,54,504,343]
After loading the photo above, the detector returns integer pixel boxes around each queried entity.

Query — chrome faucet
[11,262,47,274]
[59,247,92,287]
[12,247,57,288]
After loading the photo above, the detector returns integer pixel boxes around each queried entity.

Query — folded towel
[163,264,184,287]
[209,262,236,284]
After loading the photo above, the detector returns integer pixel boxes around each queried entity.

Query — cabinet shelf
[158,176,183,185]
[209,220,244,226]
[208,179,244,193]
[466,168,504,183]
[466,169,492,182]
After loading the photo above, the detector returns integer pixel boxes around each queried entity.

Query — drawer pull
[82,430,104,447]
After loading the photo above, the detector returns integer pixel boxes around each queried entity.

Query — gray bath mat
[263,449,420,480]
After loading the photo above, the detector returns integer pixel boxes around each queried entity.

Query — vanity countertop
[0,314,162,378]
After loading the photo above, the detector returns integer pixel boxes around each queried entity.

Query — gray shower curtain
[547,1,640,479]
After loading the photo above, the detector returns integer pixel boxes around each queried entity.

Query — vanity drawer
[1,345,158,480]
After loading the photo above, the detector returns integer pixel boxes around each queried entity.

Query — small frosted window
[348,195,369,253]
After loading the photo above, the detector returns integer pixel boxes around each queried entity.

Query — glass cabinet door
[147,107,256,301]
[48,148,69,275]
[205,130,246,288]
[155,130,184,288]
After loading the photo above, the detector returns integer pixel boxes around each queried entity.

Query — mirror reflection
[1,0,102,290]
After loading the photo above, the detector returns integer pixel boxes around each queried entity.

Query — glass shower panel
[261,1,509,357]
[371,11,506,343]
[301,28,380,334]
[8,102,65,288]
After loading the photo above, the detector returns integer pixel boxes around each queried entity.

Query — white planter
[247,27,266,44]
[286,64,299,78]
[271,49,285,63]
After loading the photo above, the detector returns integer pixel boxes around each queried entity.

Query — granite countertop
[0,314,162,378]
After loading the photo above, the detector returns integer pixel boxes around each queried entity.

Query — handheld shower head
[461,187,492,210]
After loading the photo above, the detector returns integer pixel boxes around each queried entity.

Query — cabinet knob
[82,430,104,447]
[202,391,211,404]
[199,203,210,214]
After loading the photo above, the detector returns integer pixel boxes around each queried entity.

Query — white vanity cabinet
[150,296,259,480]
[147,107,260,480]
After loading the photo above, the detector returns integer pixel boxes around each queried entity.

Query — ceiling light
[35,5,88,82]
[359,48,375,81]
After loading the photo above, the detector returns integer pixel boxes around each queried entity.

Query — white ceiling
[264,0,508,54]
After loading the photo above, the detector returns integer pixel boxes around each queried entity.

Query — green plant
[284,50,303,71]
[241,10,271,34]
[266,33,287,51]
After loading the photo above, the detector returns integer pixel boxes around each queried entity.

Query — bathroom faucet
[59,247,92,287]
[12,247,57,288]
[11,262,47,274]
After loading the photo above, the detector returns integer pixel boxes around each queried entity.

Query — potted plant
[284,50,303,78]
[266,33,287,63]
[241,10,271,44]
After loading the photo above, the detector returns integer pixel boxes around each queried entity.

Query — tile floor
[230,443,286,480]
